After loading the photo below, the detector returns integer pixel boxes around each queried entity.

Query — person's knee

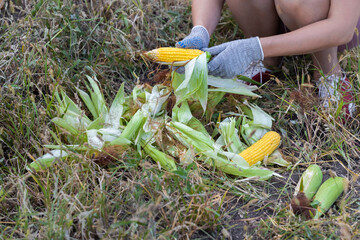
[275,0,301,14]
[275,0,330,28]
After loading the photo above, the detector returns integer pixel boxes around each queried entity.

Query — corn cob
[311,176,347,219]
[291,165,323,219]
[144,47,204,65]
[239,131,281,166]
[294,164,323,200]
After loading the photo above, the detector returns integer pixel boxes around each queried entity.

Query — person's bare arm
[192,0,225,35]
[260,0,360,57]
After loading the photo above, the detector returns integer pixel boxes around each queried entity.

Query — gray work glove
[203,37,264,79]
[176,25,210,50]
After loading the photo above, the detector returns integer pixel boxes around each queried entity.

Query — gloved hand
[203,37,264,79]
[176,25,210,50]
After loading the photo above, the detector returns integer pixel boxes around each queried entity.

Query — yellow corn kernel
[239,131,281,166]
[144,47,204,64]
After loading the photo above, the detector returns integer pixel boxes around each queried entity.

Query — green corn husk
[219,118,247,153]
[167,121,214,153]
[172,52,208,112]
[55,89,83,116]
[120,110,148,142]
[264,150,291,167]
[76,87,98,119]
[240,102,273,145]
[311,176,347,219]
[105,82,125,129]
[203,151,274,180]
[142,85,171,117]
[85,75,108,117]
[294,164,323,200]
[141,141,177,171]
[108,136,132,146]
[27,150,69,171]
[167,121,277,180]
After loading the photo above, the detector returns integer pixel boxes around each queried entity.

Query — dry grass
[0,0,360,239]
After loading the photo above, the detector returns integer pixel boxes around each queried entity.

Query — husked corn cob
[239,131,281,166]
[144,47,204,64]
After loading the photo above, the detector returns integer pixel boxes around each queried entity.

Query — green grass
[1,0,360,239]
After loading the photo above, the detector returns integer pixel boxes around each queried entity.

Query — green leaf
[172,101,193,124]
[120,110,148,142]
[142,140,177,171]
[51,117,79,135]
[193,57,208,111]
[207,76,260,97]
[106,82,125,128]
[203,151,274,180]
[76,87,98,119]
[173,53,208,111]
[219,118,247,153]
[241,102,274,145]
[265,150,291,167]
[27,150,68,171]
[142,85,171,116]
[187,117,210,137]
[87,116,105,130]
[108,136,132,146]
[311,177,346,219]
[294,164,323,200]
[43,145,89,151]
[86,75,108,117]
[167,121,214,152]
[54,89,83,116]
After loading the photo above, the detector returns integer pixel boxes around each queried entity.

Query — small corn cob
[144,47,204,66]
[294,164,323,200]
[239,131,281,166]
[311,176,347,219]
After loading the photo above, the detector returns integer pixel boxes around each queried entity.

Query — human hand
[203,37,264,79]
[176,25,210,50]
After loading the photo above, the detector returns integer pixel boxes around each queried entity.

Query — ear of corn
[144,47,204,66]
[311,176,347,219]
[238,131,281,166]
[294,164,323,200]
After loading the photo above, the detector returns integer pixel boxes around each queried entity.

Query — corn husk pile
[28,52,290,180]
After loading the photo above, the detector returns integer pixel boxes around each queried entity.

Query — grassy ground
[1,0,359,239]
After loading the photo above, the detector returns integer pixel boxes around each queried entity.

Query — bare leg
[274,0,341,79]
[226,0,281,67]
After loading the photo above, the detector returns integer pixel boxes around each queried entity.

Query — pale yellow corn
[144,47,204,63]
[239,131,281,166]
